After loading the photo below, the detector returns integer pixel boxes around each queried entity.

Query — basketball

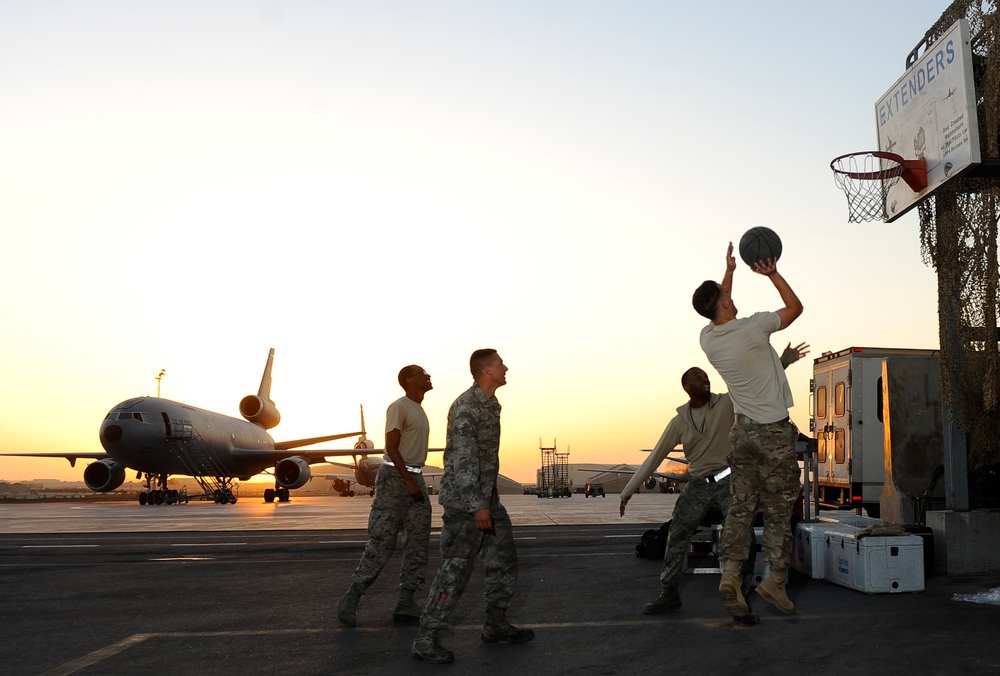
[738,227,782,267]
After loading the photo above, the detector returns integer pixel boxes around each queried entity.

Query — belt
[704,467,731,483]
[384,460,423,474]
[734,414,789,425]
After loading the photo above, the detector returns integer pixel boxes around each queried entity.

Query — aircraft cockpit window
[115,411,151,423]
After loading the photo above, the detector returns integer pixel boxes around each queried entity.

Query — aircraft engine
[644,477,657,490]
[83,459,127,492]
[239,395,281,429]
[275,456,311,489]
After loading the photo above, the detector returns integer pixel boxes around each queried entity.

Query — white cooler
[824,529,925,593]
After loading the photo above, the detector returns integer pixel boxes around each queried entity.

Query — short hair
[470,349,498,378]
[692,281,721,320]
[398,365,422,388]
[680,367,702,388]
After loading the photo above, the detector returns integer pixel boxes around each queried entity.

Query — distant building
[422,469,523,496]
[535,464,642,494]
[25,480,89,491]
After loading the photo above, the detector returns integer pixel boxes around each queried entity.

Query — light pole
[156,369,166,398]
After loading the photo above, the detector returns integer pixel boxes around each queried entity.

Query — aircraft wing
[579,458,691,482]
[230,447,380,466]
[273,432,364,451]
[319,461,356,471]
[650,466,691,482]
[315,472,357,482]
[593,467,690,482]
[318,459,444,477]
[0,452,109,468]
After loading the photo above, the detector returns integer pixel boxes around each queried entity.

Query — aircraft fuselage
[100,397,275,477]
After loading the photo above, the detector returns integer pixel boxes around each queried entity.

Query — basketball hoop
[830,151,928,223]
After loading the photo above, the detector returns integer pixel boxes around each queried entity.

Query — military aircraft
[580,451,691,493]
[638,450,691,491]
[0,349,376,505]
[311,406,443,497]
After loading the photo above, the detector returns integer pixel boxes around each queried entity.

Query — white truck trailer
[810,346,944,519]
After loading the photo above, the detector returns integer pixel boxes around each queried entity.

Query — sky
[0,1,951,484]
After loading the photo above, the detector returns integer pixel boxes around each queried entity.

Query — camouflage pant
[350,464,431,591]
[420,503,517,631]
[719,417,800,571]
[660,474,736,588]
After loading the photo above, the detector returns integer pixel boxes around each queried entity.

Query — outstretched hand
[781,341,810,366]
[725,242,736,274]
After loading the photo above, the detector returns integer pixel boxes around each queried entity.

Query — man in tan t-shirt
[339,365,433,626]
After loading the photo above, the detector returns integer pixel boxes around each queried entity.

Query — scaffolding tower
[538,439,571,497]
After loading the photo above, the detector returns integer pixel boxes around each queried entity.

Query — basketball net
[830,152,903,223]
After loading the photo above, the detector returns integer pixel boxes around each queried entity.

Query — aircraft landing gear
[138,489,183,505]
[263,487,291,503]
[137,474,182,506]
[136,472,233,504]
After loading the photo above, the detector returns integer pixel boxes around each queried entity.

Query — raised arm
[721,242,736,296]
[753,258,802,330]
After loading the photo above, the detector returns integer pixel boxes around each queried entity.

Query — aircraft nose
[103,424,123,443]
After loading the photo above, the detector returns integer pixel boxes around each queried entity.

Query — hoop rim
[829,151,906,180]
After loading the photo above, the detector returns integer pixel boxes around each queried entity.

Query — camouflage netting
[917,1,1000,466]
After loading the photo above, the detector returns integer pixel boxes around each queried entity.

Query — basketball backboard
[875,19,981,222]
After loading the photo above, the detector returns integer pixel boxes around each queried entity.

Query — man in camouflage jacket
[412,349,534,664]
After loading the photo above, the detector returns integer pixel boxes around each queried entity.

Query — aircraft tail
[258,348,276,402]
[354,405,375,450]
[239,348,280,429]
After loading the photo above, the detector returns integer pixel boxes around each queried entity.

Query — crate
[793,521,859,579]
[824,530,925,593]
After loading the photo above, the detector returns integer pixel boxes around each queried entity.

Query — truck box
[811,346,942,518]
[824,529,925,593]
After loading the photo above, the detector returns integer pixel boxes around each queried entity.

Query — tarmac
[1,493,998,675]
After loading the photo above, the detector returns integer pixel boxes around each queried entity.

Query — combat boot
[718,559,749,618]
[642,585,682,614]
[482,607,535,644]
[412,626,454,664]
[756,568,794,613]
[392,587,423,623]
[337,582,364,627]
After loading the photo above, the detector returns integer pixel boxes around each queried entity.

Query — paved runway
[1,494,999,675]
[0,493,680,534]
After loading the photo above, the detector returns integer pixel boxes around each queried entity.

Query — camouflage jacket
[438,383,501,514]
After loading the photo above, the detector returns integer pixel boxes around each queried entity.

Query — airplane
[0,349,378,505]
[310,406,443,497]
[579,450,691,493]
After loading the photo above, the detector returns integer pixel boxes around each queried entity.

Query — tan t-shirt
[384,396,430,466]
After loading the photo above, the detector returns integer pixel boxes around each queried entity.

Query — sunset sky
[1,1,948,484]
